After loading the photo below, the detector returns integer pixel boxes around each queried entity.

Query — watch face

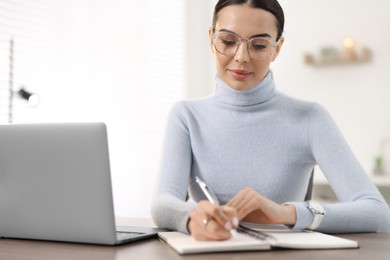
[308,201,325,215]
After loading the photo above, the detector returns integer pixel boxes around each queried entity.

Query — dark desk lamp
[8,87,40,123]
[17,87,40,108]
[7,38,40,123]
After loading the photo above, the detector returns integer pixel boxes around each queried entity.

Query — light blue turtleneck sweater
[151,71,390,233]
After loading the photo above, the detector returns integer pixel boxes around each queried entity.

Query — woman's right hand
[187,200,238,241]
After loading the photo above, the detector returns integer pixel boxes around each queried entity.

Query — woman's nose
[234,41,251,63]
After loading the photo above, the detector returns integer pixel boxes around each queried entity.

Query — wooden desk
[1,218,389,260]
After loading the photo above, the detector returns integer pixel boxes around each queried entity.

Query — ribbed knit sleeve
[151,102,196,233]
[291,104,390,232]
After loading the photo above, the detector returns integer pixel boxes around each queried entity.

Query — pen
[195,176,238,236]
[195,176,220,204]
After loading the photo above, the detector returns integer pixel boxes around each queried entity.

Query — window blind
[0,0,186,218]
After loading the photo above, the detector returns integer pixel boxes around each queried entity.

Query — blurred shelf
[304,57,371,67]
[314,175,390,186]
[313,176,390,206]
[304,38,372,68]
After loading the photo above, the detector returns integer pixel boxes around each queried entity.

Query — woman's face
[209,5,284,91]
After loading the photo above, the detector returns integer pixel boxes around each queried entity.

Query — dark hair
[212,0,285,41]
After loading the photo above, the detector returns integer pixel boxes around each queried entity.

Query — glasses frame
[212,29,281,61]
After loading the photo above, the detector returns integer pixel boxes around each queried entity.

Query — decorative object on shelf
[304,37,372,67]
[373,139,390,177]
[373,156,385,176]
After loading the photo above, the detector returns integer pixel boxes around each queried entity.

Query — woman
[151,0,390,241]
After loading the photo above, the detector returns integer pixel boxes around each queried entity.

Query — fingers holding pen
[199,201,236,228]
[188,200,238,241]
[220,205,239,228]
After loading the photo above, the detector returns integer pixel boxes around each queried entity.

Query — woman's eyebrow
[217,28,272,38]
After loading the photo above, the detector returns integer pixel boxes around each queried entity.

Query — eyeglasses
[212,30,281,61]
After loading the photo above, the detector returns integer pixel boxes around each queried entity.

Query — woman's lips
[229,69,252,80]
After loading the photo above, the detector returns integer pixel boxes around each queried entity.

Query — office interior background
[1,0,390,218]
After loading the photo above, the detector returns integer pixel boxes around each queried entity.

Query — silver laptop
[0,122,164,245]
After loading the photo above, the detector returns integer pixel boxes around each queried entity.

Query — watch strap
[306,200,325,230]
[307,212,324,230]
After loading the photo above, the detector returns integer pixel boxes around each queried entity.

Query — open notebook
[158,224,358,255]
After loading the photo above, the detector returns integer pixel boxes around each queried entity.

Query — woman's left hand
[226,188,296,226]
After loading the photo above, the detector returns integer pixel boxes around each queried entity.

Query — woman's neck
[214,71,276,107]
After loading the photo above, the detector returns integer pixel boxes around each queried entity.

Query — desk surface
[1,219,389,260]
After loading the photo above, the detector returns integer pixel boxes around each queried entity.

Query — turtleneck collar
[215,70,276,107]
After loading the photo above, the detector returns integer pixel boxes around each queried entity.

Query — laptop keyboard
[116,231,145,240]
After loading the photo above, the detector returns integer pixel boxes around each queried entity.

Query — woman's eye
[221,39,236,46]
[252,44,267,50]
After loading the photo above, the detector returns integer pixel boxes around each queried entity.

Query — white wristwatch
[306,200,326,230]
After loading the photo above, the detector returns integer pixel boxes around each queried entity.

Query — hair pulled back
[212,0,285,41]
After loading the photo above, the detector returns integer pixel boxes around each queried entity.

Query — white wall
[185,0,216,98]
[0,0,186,219]
[276,0,390,177]
[187,0,390,179]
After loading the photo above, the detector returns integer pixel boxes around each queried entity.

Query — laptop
[0,122,164,245]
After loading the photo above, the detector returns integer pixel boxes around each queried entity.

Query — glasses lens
[213,31,277,60]
[213,32,239,56]
[249,38,274,60]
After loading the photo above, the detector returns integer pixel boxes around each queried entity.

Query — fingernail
[232,217,239,227]
[224,222,232,230]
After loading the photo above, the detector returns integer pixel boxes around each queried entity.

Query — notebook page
[158,231,271,254]
[266,230,359,249]
[239,224,358,249]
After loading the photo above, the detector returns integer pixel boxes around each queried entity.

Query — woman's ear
[208,28,215,54]
[271,37,284,62]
